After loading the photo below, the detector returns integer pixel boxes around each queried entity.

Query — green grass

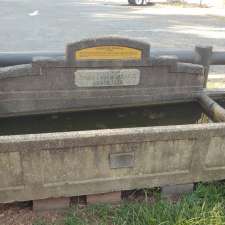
[33,183,225,225]
[207,81,225,89]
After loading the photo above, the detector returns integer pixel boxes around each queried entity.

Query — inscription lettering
[75,69,140,87]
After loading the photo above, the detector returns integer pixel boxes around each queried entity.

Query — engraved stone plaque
[75,69,140,87]
[109,152,135,169]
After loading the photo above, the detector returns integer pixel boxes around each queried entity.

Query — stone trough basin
[1,37,225,205]
[1,98,225,204]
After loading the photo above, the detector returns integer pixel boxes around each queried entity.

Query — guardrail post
[194,46,213,88]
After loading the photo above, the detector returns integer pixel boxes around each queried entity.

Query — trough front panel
[0,123,225,203]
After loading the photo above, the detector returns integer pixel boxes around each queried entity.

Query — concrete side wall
[0,61,204,117]
[0,71,203,113]
[0,123,225,203]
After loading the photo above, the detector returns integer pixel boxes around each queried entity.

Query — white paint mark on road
[28,10,39,16]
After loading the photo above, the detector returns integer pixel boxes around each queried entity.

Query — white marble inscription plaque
[75,69,140,87]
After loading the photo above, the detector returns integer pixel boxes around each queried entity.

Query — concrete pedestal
[33,197,70,211]
[87,192,121,204]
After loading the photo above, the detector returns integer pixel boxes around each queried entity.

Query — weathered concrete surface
[0,37,204,117]
[1,123,225,203]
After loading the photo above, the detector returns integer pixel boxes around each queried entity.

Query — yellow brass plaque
[75,46,142,61]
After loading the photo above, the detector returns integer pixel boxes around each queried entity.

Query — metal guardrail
[152,49,225,66]
[0,47,225,67]
[0,51,63,67]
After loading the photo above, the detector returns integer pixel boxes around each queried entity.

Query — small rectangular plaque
[109,152,135,169]
[75,69,140,87]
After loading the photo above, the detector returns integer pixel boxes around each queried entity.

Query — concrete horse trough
[1,37,225,209]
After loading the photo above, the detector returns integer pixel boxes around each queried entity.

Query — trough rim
[0,123,225,151]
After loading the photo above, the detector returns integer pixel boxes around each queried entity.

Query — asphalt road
[1,0,225,52]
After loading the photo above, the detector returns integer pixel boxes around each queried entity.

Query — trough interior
[0,101,212,136]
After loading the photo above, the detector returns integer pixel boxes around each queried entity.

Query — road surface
[1,0,225,52]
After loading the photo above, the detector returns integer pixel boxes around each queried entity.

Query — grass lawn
[34,182,225,225]
[207,81,225,89]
